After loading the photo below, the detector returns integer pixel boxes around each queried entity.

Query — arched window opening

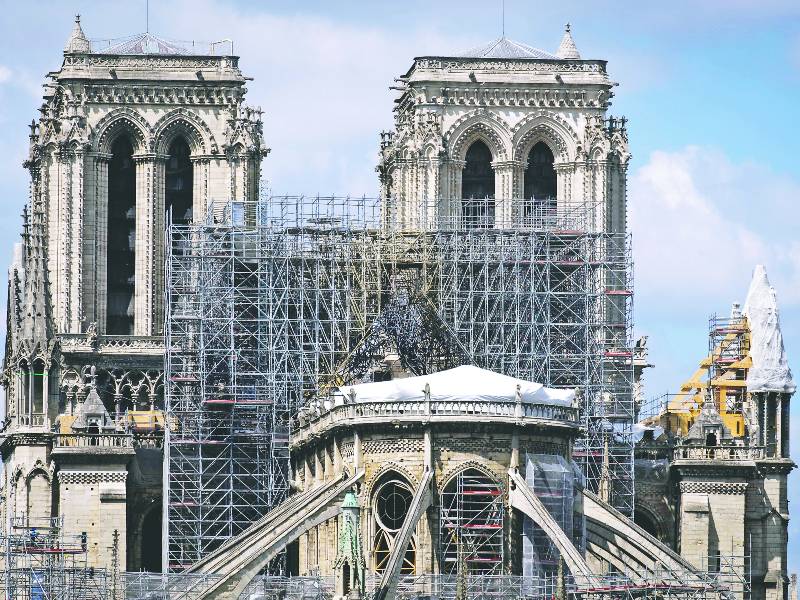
[165,138,193,226]
[705,432,718,447]
[524,142,557,220]
[32,359,45,414]
[19,360,30,416]
[462,141,495,228]
[26,472,50,525]
[107,136,136,335]
[140,505,162,572]
[136,386,150,411]
[372,474,416,575]
[440,469,504,576]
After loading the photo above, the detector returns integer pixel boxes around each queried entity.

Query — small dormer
[71,385,116,433]
[684,396,731,447]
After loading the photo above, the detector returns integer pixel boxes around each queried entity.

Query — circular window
[375,479,412,532]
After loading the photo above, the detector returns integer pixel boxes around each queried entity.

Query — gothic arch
[26,460,53,483]
[439,460,506,497]
[151,108,217,155]
[364,462,419,500]
[92,108,151,154]
[446,110,511,162]
[25,463,52,525]
[512,112,580,164]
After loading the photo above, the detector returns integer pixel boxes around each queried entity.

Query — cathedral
[0,14,793,600]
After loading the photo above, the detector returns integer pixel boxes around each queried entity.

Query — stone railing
[292,399,578,445]
[673,445,765,461]
[59,333,164,354]
[54,433,134,449]
[15,415,50,428]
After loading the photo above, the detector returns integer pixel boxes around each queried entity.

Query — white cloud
[0,65,10,84]
[629,146,800,312]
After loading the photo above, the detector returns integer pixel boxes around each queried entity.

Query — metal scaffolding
[0,517,110,600]
[165,195,634,570]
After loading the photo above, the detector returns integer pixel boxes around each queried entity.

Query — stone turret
[556,23,581,59]
[64,15,91,54]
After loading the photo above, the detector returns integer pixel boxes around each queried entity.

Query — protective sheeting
[339,365,575,406]
[743,265,795,393]
[522,453,585,580]
[631,422,664,443]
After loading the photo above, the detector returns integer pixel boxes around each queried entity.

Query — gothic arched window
[31,359,45,414]
[107,136,136,335]
[19,360,30,416]
[462,141,495,228]
[524,142,557,218]
[372,473,416,575]
[165,137,193,226]
[440,468,504,575]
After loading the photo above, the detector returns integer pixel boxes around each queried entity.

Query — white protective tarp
[743,265,795,393]
[340,364,575,406]
[631,422,665,443]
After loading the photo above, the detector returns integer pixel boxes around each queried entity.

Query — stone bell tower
[378,24,630,234]
[1,15,267,572]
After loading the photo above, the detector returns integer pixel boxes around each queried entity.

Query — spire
[556,22,581,60]
[65,14,91,54]
[743,265,795,394]
[20,190,53,354]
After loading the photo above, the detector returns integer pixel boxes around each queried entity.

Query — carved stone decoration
[57,470,128,485]
[0,17,265,573]
[379,45,626,234]
[679,481,749,495]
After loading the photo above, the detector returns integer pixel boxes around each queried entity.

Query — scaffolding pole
[164,195,635,570]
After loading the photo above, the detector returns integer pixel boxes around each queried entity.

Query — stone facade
[377,27,630,234]
[0,17,265,573]
[289,386,580,581]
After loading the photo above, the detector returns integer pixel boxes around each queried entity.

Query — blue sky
[1,0,799,572]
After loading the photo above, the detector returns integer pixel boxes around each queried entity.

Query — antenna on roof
[501,0,505,38]
[146,0,149,33]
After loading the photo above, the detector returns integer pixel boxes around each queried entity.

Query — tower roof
[556,23,581,59]
[456,37,559,60]
[64,15,91,54]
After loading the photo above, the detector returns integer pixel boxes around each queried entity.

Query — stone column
[191,156,211,224]
[69,149,86,333]
[493,160,519,229]
[133,154,167,336]
[91,153,111,333]
[555,163,575,225]
[443,160,465,227]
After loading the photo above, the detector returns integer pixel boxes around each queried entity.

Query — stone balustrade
[673,445,765,461]
[59,333,164,354]
[16,414,50,428]
[291,399,578,446]
[54,433,134,449]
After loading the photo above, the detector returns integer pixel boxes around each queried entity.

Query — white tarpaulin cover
[340,365,575,406]
[743,265,795,393]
